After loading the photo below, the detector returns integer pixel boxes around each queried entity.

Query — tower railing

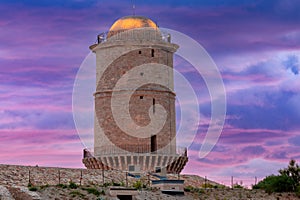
[95,28,171,44]
[93,144,187,157]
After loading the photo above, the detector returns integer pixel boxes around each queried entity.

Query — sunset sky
[1,0,300,187]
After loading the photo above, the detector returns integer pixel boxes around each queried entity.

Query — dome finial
[132,0,136,16]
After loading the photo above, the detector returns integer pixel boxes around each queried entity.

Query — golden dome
[109,16,158,32]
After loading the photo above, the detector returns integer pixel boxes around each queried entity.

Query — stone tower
[83,16,188,174]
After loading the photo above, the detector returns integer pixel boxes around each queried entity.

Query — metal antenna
[132,0,136,16]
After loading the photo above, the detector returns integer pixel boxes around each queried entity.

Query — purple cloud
[1,0,300,186]
[288,135,300,146]
[241,145,266,156]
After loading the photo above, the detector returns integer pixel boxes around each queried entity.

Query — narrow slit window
[151,49,154,57]
[139,50,142,54]
[153,98,155,113]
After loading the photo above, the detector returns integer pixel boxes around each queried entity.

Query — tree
[253,159,300,194]
[279,159,300,191]
[253,175,294,193]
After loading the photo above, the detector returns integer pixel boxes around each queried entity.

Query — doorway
[117,195,132,200]
[151,135,157,152]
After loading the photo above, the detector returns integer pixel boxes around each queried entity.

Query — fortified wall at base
[0,164,208,188]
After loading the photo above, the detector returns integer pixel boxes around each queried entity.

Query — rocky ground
[0,164,299,199]
[0,184,299,200]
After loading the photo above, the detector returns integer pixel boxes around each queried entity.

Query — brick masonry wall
[92,35,179,161]
[94,47,177,155]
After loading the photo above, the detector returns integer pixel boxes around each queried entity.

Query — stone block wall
[0,164,216,188]
[0,164,133,187]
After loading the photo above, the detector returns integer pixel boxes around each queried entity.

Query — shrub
[83,187,101,196]
[296,185,300,198]
[28,186,38,191]
[103,182,111,187]
[184,185,204,194]
[216,184,226,189]
[201,183,215,188]
[279,159,300,191]
[112,181,121,186]
[253,175,294,193]
[184,185,193,192]
[120,181,125,186]
[233,183,244,189]
[100,189,105,195]
[254,159,300,196]
[27,183,38,191]
[40,184,49,189]
[56,184,68,189]
[69,190,85,198]
[133,180,143,190]
[69,181,78,189]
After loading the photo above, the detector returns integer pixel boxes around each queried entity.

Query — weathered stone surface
[0,164,207,188]
[0,185,14,200]
[1,164,299,199]
[90,26,188,173]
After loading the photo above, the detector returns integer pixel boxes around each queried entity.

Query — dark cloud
[197,157,243,166]
[241,145,265,156]
[220,130,283,144]
[283,55,299,75]
[288,135,300,146]
[0,109,75,130]
[33,111,75,130]
[225,91,300,130]
[265,140,284,146]
[266,151,288,160]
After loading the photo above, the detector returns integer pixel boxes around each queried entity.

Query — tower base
[82,149,188,174]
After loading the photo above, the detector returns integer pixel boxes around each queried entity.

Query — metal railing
[92,144,187,157]
[96,28,171,44]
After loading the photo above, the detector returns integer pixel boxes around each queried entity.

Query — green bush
[279,159,300,191]
[201,183,215,188]
[56,184,68,189]
[184,185,204,194]
[69,190,85,198]
[112,181,121,186]
[103,182,111,187]
[82,187,101,196]
[28,186,38,191]
[296,185,300,197]
[69,181,78,189]
[40,184,49,189]
[27,183,38,191]
[233,184,244,189]
[253,175,294,193]
[120,181,125,186]
[133,180,143,190]
[184,185,193,192]
[253,159,300,195]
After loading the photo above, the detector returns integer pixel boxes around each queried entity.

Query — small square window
[139,51,142,54]
[128,165,135,171]
[140,96,144,99]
